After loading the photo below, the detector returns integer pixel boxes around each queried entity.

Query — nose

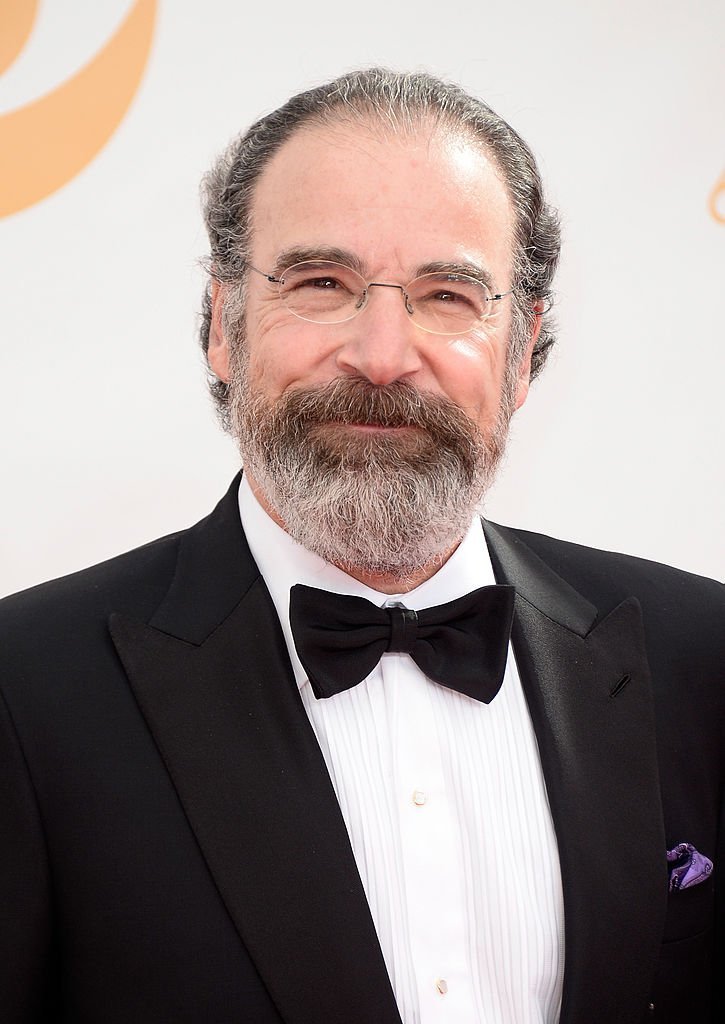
[335,283,423,386]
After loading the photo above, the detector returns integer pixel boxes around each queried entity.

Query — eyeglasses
[244,259,512,336]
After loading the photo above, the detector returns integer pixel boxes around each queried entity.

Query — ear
[208,278,231,383]
[512,304,544,410]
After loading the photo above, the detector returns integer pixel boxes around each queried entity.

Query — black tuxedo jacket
[1,477,723,1023]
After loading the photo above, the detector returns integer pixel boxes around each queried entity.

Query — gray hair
[200,68,561,425]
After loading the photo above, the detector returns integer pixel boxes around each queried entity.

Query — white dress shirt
[239,476,565,1023]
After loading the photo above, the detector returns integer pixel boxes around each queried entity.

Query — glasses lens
[278,261,366,324]
[406,273,492,335]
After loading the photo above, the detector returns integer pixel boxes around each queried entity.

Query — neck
[335,547,458,595]
[244,471,460,595]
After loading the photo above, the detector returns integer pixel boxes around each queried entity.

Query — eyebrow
[415,260,495,291]
[271,247,495,290]
[271,246,366,278]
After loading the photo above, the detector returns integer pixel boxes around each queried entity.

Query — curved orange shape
[709,171,725,225]
[0,0,39,76]
[0,0,157,218]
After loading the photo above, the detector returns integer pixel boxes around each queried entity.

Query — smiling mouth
[317,421,427,438]
[343,422,419,431]
[306,420,424,442]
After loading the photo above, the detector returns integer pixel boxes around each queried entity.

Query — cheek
[244,302,295,390]
[245,315,338,400]
[438,331,510,421]
[446,314,510,371]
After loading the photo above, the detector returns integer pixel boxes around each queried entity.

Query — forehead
[249,122,516,280]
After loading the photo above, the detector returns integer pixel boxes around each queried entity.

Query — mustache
[272,377,480,439]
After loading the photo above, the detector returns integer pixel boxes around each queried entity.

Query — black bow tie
[289,583,515,703]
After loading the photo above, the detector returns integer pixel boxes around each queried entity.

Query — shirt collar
[238,474,497,688]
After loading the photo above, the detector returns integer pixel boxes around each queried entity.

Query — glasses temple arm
[241,260,282,284]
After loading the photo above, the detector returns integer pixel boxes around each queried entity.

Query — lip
[344,422,415,432]
[310,421,423,437]
[328,423,426,438]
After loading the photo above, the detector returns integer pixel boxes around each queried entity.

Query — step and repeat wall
[1,0,723,594]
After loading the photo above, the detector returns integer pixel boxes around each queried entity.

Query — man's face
[216,123,532,428]
[209,122,538,582]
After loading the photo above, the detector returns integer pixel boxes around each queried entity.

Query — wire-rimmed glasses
[245,259,512,336]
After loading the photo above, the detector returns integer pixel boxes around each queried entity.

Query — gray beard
[229,365,515,581]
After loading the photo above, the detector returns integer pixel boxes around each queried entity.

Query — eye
[285,273,346,292]
[277,262,363,320]
[307,275,344,290]
[280,264,359,296]
[429,288,473,305]
[415,281,483,313]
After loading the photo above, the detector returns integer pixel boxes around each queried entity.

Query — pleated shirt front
[240,477,565,1024]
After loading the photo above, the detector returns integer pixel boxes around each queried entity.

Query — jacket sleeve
[0,686,55,1021]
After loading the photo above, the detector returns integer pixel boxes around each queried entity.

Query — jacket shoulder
[0,530,184,652]
[488,521,725,636]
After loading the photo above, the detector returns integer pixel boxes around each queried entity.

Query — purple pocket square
[666,843,713,892]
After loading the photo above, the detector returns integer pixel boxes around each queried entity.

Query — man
[0,69,722,1024]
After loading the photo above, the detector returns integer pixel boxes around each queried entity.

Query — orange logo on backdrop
[709,171,725,225]
[0,0,157,217]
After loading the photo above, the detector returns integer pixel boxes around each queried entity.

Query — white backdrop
[1,0,723,598]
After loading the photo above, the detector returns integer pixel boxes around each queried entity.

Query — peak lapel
[110,478,401,1024]
[484,522,667,1024]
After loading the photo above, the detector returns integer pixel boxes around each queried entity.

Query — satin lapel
[109,479,402,1024]
[483,522,667,1024]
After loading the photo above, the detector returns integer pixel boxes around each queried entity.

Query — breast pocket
[643,878,716,1022]
[661,876,714,944]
